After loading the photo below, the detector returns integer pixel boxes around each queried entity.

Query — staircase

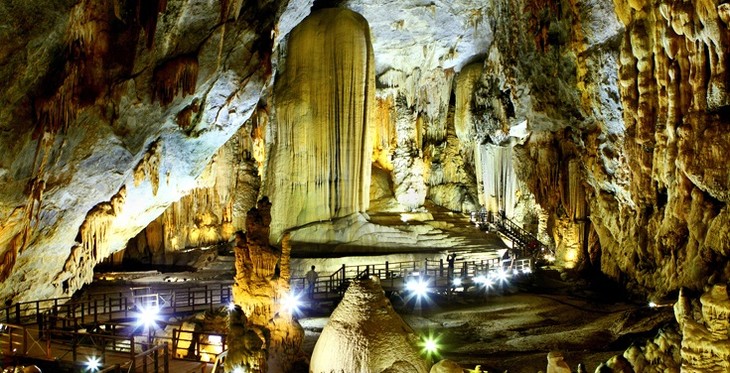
[471,210,553,259]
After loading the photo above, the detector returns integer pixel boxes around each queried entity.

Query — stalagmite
[267,8,375,241]
[310,278,428,373]
[228,199,304,372]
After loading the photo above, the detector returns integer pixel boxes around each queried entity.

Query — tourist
[306,265,318,298]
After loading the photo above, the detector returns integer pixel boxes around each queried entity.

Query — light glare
[452,278,462,286]
[281,292,302,313]
[137,306,159,328]
[86,356,101,371]
[406,278,429,297]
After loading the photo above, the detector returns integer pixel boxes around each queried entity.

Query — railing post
[205,285,209,307]
[128,337,135,372]
[439,259,444,277]
[72,332,77,362]
[23,326,28,355]
[164,343,169,373]
[15,303,20,323]
[153,346,159,373]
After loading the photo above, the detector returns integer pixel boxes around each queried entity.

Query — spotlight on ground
[281,292,302,314]
[419,334,441,357]
[406,278,429,298]
[648,301,657,308]
[228,302,236,311]
[452,277,462,287]
[232,367,247,373]
[86,356,101,372]
[136,305,159,329]
[496,269,509,282]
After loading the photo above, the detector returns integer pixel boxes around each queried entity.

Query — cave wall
[122,110,264,264]
[0,0,278,302]
[480,0,730,295]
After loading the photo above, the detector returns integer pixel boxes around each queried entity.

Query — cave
[1,0,730,372]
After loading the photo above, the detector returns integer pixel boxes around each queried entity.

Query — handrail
[3,283,234,328]
[209,349,228,373]
[471,210,553,258]
[129,342,169,373]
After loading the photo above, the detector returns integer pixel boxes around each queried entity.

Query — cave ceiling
[1,0,729,305]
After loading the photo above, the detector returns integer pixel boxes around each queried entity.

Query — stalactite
[454,62,483,148]
[478,143,517,217]
[220,0,245,22]
[268,8,375,241]
[153,55,199,106]
[133,140,161,196]
[53,186,126,293]
[129,0,168,48]
[567,159,587,220]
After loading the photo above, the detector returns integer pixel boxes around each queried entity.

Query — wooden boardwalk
[1,252,532,372]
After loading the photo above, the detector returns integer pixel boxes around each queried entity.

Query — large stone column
[267,8,375,242]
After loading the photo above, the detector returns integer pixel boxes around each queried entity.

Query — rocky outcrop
[123,119,262,264]
[228,198,305,372]
[0,0,277,303]
[310,278,428,373]
[477,0,730,294]
[675,285,730,372]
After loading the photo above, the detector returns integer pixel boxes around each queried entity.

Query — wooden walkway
[2,249,534,372]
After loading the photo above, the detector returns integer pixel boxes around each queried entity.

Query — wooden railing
[170,329,227,362]
[471,210,553,258]
[209,350,227,373]
[2,283,233,328]
[289,254,531,299]
[130,342,169,373]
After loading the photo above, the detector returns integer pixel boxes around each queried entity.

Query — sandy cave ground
[298,269,675,373]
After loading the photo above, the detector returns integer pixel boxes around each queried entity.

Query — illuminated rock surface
[1,0,730,371]
[310,278,428,373]
[228,198,305,372]
[267,7,375,242]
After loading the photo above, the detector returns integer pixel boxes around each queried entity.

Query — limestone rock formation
[267,7,376,242]
[429,359,464,373]
[123,119,262,264]
[675,285,730,372]
[310,278,429,373]
[228,198,305,372]
[0,0,276,303]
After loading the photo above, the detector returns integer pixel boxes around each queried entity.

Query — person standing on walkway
[447,254,457,293]
[306,265,318,299]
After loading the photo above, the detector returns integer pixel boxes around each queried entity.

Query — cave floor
[298,268,675,373]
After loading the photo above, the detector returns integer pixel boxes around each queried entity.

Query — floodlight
[496,269,509,282]
[136,305,159,328]
[86,356,101,372]
[281,292,302,313]
[406,278,429,298]
[420,334,442,357]
[452,277,462,286]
